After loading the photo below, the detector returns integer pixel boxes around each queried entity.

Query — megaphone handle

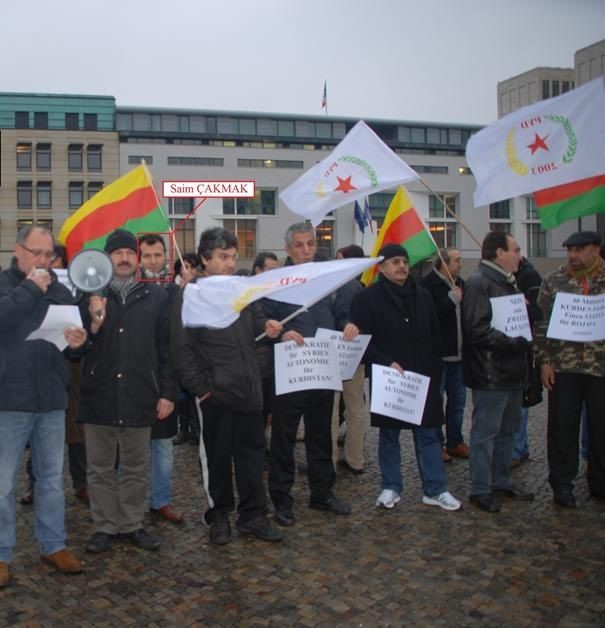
[92,290,106,321]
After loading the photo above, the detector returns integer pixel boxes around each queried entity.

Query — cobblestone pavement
[1,397,604,627]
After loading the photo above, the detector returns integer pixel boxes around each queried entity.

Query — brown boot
[0,562,10,587]
[41,549,82,574]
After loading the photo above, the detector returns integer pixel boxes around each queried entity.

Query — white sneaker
[376,489,401,509]
[422,491,461,511]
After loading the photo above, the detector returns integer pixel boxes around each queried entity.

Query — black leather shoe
[237,516,283,542]
[469,493,500,513]
[309,496,351,515]
[492,487,535,501]
[209,513,231,545]
[274,508,296,527]
[554,493,577,508]
[86,532,115,554]
[338,460,364,475]
[121,528,160,551]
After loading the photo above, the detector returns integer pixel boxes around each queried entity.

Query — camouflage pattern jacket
[534,262,605,378]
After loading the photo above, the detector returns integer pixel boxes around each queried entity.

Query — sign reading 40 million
[547,293,605,342]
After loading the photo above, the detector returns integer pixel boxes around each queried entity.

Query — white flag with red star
[467,77,605,207]
[280,120,418,226]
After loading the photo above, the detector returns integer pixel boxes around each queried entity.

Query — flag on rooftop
[360,186,437,286]
[321,80,327,111]
[58,165,170,259]
[280,120,418,227]
[466,77,605,207]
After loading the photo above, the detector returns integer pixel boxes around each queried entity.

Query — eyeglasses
[19,243,57,261]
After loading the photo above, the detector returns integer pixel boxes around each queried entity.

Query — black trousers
[548,372,605,497]
[269,389,336,509]
[198,397,268,523]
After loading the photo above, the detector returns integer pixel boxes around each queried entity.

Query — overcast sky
[2,0,603,125]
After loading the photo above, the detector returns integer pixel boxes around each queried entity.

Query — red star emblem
[334,175,357,193]
[527,132,549,155]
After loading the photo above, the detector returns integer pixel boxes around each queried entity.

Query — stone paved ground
[1,398,604,627]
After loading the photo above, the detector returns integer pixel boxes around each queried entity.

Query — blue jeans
[469,389,522,495]
[513,406,529,460]
[150,438,173,509]
[378,426,447,497]
[0,410,66,562]
[440,362,467,449]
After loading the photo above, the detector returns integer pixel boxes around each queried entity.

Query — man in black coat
[0,226,88,586]
[173,228,283,545]
[462,231,534,513]
[351,244,461,512]
[79,229,176,554]
[420,247,468,461]
[138,233,183,524]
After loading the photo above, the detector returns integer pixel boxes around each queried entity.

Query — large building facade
[1,41,602,270]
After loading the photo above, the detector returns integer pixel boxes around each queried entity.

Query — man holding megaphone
[77,229,176,555]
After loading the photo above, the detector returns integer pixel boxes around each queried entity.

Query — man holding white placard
[534,231,605,507]
[462,231,534,513]
[264,223,354,527]
[351,244,460,512]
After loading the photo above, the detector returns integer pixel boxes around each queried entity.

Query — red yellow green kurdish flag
[360,186,437,286]
[534,173,605,229]
[58,164,170,259]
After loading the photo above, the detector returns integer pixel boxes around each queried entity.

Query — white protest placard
[314,328,371,380]
[370,365,430,426]
[26,305,83,351]
[546,292,605,342]
[489,294,532,341]
[274,338,343,396]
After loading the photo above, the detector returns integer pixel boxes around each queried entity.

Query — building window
[552,81,560,97]
[36,143,51,171]
[223,219,256,258]
[237,158,303,169]
[410,128,426,144]
[87,145,102,172]
[88,182,103,199]
[368,192,396,228]
[18,218,53,232]
[69,182,84,210]
[15,111,29,129]
[171,217,196,253]
[167,156,224,166]
[17,182,33,209]
[34,112,48,129]
[315,220,334,259]
[222,189,276,215]
[65,112,79,130]
[37,182,52,209]
[411,165,448,174]
[525,197,547,257]
[489,199,510,220]
[239,119,256,135]
[278,120,294,137]
[428,194,457,247]
[490,222,512,233]
[128,155,153,165]
[428,221,457,248]
[83,113,98,131]
[16,143,32,171]
[68,144,83,171]
[542,80,550,100]
[168,198,194,216]
[457,166,472,175]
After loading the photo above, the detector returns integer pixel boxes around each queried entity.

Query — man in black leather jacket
[462,231,535,513]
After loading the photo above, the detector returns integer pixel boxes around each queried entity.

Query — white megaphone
[68,249,114,319]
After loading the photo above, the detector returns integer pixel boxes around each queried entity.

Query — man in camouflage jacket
[534,231,605,508]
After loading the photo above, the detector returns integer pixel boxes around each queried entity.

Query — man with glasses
[0,226,89,587]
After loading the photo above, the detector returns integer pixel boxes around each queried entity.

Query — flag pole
[417,177,482,248]
[255,306,308,342]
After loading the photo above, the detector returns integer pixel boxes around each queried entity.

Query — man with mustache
[78,229,176,554]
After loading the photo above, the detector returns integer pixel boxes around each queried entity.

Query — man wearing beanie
[351,243,461,512]
[462,231,534,513]
[78,228,176,553]
[534,231,605,507]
